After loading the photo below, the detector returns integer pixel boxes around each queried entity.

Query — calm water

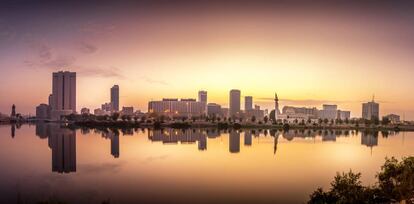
[0,124,413,204]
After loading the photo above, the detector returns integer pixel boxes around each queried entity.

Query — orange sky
[0,1,414,119]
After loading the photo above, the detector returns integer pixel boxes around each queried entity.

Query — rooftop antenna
[372,94,375,102]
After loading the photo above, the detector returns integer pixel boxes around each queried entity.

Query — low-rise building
[383,114,400,123]
[207,103,222,117]
[122,106,134,116]
[148,98,206,118]
[81,108,90,115]
[36,104,51,120]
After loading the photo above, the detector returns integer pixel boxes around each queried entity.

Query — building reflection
[229,131,240,153]
[35,123,77,173]
[148,129,209,151]
[47,125,76,173]
[361,131,378,147]
[102,130,120,158]
[244,131,252,146]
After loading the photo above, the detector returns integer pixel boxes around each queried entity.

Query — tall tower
[11,104,16,117]
[229,89,241,118]
[111,85,119,112]
[245,96,253,111]
[52,71,76,112]
[274,93,280,120]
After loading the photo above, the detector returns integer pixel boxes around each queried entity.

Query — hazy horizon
[1,1,414,119]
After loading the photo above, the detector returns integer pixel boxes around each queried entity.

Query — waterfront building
[148,98,206,118]
[229,89,241,118]
[281,106,318,120]
[319,104,338,120]
[50,71,76,120]
[36,104,51,120]
[221,108,229,118]
[362,98,379,120]
[337,110,351,120]
[121,106,134,116]
[207,103,222,117]
[111,85,119,112]
[94,108,107,116]
[245,96,253,111]
[198,90,207,103]
[101,102,112,112]
[80,108,90,115]
[383,114,400,123]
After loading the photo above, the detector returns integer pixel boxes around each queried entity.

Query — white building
[319,104,338,120]
[148,98,206,118]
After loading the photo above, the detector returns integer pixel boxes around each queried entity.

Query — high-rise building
[51,71,76,120]
[111,85,119,112]
[362,98,379,120]
[245,96,253,111]
[229,89,241,117]
[198,90,207,103]
[52,71,76,111]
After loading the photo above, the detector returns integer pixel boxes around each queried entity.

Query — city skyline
[1,1,414,119]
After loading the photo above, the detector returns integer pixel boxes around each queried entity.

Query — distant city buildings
[362,98,380,120]
[229,89,241,118]
[81,108,90,115]
[36,104,51,120]
[383,114,400,123]
[319,104,338,120]
[207,103,222,117]
[279,106,318,120]
[245,96,253,111]
[121,106,134,116]
[148,98,206,118]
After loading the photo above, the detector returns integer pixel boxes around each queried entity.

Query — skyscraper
[11,104,16,117]
[198,90,207,103]
[229,89,241,117]
[111,85,119,112]
[51,71,76,120]
[245,96,253,111]
[362,97,379,120]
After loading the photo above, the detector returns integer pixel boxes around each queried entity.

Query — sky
[1,0,414,119]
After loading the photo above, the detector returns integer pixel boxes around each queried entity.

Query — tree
[251,116,256,123]
[323,118,329,124]
[308,157,414,204]
[381,117,391,125]
[111,113,120,121]
[121,115,128,121]
[264,116,269,124]
[269,110,276,122]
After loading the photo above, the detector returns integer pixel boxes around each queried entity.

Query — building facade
[36,104,51,120]
[148,98,206,118]
[51,71,76,120]
[111,85,119,112]
[229,89,241,118]
[207,103,222,117]
[362,100,379,120]
[245,96,253,111]
[319,104,338,120]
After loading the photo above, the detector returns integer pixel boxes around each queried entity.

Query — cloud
[78,41,98,54]
[24,42,123,78]
[141,76,169,85]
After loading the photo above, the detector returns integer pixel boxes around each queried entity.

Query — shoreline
[26,120,414,131]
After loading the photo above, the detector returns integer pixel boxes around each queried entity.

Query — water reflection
[30,123,402,174]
